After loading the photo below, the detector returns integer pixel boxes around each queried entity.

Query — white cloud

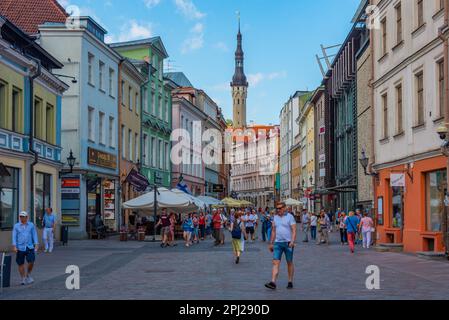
[181,22,204,54]
[174,0,205,20]
[248,71,287,87]
[144,0,161,8]
[214,42,229,52]
[57,0,70,7]
[106,20,153,43]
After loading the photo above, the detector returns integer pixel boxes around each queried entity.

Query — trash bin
[61,226,69,246]
[1,253,11,288]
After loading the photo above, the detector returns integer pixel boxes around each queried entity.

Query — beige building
[118,59,146,227]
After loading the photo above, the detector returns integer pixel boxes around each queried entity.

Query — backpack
[231,220,242,239]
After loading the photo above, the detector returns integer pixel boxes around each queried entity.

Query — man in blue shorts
[265,202,297,290]
[12,211,39,285]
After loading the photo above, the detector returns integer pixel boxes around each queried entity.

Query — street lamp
[67,150,76,173]
[309,175,314,187]
[359,149,378,177]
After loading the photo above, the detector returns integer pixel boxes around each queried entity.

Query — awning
[171,189,207,209]
[122,187,192,212]
[197,195,223,206]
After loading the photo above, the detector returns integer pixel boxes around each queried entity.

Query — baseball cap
[19,211,28,217]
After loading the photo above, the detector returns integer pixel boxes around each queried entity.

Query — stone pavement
[1,229,449,300]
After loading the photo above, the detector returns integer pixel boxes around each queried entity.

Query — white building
[39,17,121,238]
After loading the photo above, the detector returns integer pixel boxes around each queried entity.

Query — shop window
[391,186,404,229]
[0,166,19,230]
[35,172,51,229]
[426,170,447,232]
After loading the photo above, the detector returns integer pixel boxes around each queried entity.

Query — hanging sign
[390,173,405,187]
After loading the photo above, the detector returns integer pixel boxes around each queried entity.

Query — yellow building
[0,17,68,250]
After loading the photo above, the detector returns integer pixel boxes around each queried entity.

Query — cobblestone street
[1,229,449,300]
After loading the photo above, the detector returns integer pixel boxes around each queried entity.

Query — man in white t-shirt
[265,202,297,290]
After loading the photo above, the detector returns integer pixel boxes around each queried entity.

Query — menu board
[104,180,115,221]
[61,176,81,226]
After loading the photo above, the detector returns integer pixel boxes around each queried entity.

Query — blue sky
[58,0,361,124]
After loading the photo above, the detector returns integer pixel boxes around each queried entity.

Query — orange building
[374,155,447,253]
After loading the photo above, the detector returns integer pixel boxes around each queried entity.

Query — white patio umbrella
[122,187,191,211]
[171,189,207,210]
[284,198,303,206]
[197,195,223,206]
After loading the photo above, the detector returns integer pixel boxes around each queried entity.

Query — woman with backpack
[229,211,247,264]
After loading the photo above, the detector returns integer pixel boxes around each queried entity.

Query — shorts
[273,242,294,263]
[232,239,242,252]
[161,226,170,236]
[246,227,255,234]
[16,248,36,266]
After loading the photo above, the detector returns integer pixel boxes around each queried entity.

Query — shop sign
[320,168,326,177]
[319,154,325,163]
[62,178,80,188]
[88,148,117,170]
[213,184,224,193]
[390,173,405,187]
[319,126,325,135]
[61,188,80,194]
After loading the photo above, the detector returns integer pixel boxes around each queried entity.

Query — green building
[110,37,174,187]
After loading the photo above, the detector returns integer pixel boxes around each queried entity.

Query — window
[0,81,6,129]
[381,18,387,55]
[159,96,163,119]
[396,85,403,134]
[159,140,164,169]
[88,107,95,142]
[34,98,43,140]
[99,112,105,145]
[165,99,168,122]
[109,68,114,97]
[121,125,126,158]
[396,3,402,44]
[12,87,22,133]
[129,86,133,111]
[391,186,404,228]
[417,0,424,28]
[143,88,148,113]
[88,53,94,85]
[99,61,105,91]
[135,92,140,115]
[121,81,125,105]
[135,133,139,163]
[0,166,19,230]
[45,103,55,144]
[151,92,155,114]
[35,172,51,229]
[416,71,424,125]
[382,94,388,138]
[426,170,447,232]
[128,129,133,161]
[109,116,115,148]
[143,134,148,165]
[152,137,157,167]
[438,60,445,118]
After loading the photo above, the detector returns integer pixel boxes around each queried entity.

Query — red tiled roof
[0,0,68,34]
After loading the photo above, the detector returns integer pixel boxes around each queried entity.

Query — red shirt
[213,214,222,229]
[199,216,206,226]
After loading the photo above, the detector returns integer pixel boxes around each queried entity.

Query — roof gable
[0,0,68,34]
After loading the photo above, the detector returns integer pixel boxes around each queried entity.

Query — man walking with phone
[12,211,39,285]
[265,202,297,290]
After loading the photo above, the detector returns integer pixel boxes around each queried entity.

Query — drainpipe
[369,0,377,245]
[27,56,42,223]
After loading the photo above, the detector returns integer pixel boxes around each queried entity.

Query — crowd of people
[299,208,375,253]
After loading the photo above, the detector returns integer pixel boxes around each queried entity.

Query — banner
[125,168,150,192]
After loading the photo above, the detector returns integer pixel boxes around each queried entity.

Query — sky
[58,0,362,124]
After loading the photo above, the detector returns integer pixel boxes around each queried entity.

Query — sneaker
[287,282,294,289]
[235,257,240,264]
[25,276,34,284]
[265,282,276,290]
[21,278,26,286]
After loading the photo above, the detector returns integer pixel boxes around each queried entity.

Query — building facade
[372,0,448,253]
[118,59,146,227]
[110,38,173,189]
[39,17,121,237]
[230,125,280,209]
[0,16,68,249]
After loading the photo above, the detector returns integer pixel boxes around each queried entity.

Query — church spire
[232,11,248,87]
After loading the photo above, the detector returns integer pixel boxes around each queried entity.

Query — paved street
[1,229,449,300]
